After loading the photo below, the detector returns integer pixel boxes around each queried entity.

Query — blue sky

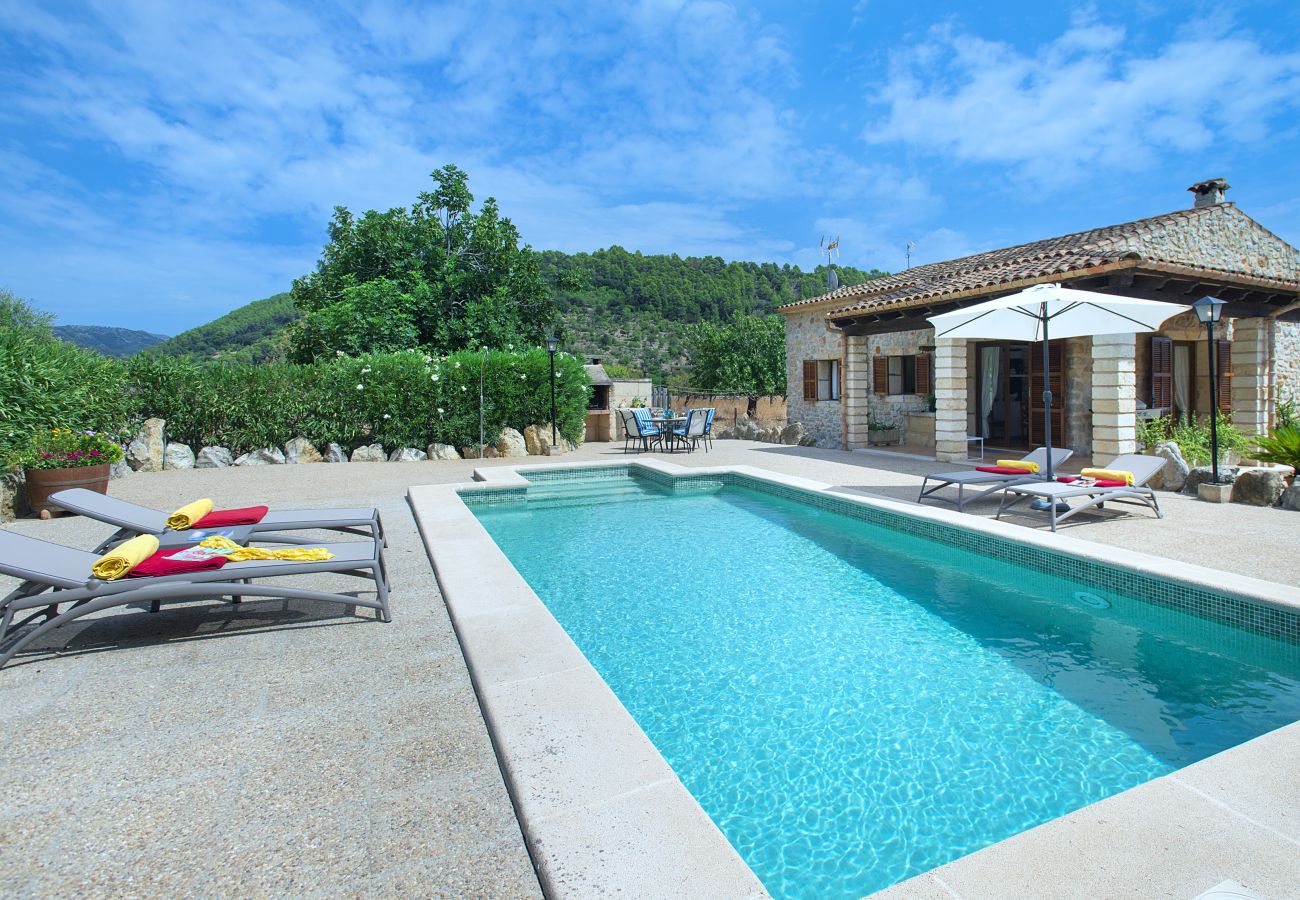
[3,0,1299,334]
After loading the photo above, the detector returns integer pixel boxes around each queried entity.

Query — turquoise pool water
[469,474,1300,899]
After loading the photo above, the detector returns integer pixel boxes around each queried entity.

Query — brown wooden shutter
[1216,339,1232,414]
[1029,340,1065,447]
[872,355,888,395]
[1151,336,1173,413]
[802,360,818,401]
[914,353,932,396]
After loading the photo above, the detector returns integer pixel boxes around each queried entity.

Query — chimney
[1188,178,1230,209]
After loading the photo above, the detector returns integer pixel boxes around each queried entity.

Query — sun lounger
[917,447,1074,511]
[0,529,390,670]
[994,454,1166,532]
[49,488,385,552]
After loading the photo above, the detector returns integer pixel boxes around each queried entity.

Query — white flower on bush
[519,373,526,380]
[383,414,391,419]
[454,361,461,369]
[335,350,344,357]
[460,385,467,392]
[508,343,514,350]
[437,407,445,414]
[423,355,431,363]
[431,373,439,382]
[361,367,371,374]
[356,384,364,390]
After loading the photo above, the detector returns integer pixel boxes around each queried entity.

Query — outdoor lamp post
[545,336,560,448]
[1192,296,1226,484]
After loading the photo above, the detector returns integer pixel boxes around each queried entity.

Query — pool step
[521,480,673,509]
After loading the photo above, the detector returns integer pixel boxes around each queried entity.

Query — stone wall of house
[1118,205,1300,283]
[1277,321,1300,410]
[859,328,934,433]
[785,309,844,446]
[1064,336,1093,456]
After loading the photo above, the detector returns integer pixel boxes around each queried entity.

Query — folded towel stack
[166,499,215,531]
[198,536,334,562]
[995,459,1039,473]
[1080,468,1134,485]
[91,535,160,580]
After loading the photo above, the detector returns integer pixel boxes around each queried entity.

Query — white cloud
[866,22,1300,185]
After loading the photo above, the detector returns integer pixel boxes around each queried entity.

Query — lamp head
[545,336,559,353]
[1192,296,1225,326]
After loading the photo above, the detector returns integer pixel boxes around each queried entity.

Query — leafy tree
[687,315,786,404]
[289,164,556,361]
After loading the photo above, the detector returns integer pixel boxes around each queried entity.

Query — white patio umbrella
[927,283,1188,482]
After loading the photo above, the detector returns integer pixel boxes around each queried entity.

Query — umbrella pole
[1042,305,1053,480]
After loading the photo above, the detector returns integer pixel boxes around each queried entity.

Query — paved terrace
[2,441,1298,898]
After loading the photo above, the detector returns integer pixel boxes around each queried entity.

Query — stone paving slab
[2,441,1298,897]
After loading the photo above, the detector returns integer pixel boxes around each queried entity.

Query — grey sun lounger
[917,447,1074,511]
[0,529,391,670]
[994,454,1166,532]
[49,488,386,553]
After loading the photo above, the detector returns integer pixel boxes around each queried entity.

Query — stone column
[843,334,869,449]
[934,338,969,462]
[1230,317,1269,436]
[1091,333,1136,464]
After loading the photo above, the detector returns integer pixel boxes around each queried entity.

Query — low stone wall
[668,394,786,429]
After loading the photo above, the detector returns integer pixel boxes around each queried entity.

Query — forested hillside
[148,251,885,380]
[148,292,296,363]
[52,325,169,358]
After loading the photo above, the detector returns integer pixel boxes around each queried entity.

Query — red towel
[976,466,1035,475]
[193,506,269,528]
[129,550,229,578]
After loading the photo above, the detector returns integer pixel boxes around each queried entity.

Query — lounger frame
[0,532,390,670]
[917,447,1074,511]
[993,454,1167,532]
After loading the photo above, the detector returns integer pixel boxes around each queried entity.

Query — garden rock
[126,418,165,472]
[0,476,19,523]
[1153,442,1189,492]
[798,434,817,447]
[542,438,576,456]
[523,424,549,456]
[1280,484,1300,512]
[426,443,460,461]
[324,443,348,463]
[195,446,234,469]
[389,447,427,462]
[460,445,500,459]
[1231,469,1288,507]
[1183,466,1235,496]
[283,437,323,465]
[110,458,132,479]
[234,447,286,466]
[779,422,806,446]
[350,443,386,463]
[496,428,528,458]
[162,443,195,470]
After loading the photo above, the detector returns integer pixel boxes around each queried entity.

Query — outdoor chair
[630,408,664,452]
[701,407,716,452]
[994,453,1167,532]
[49,488,386,553]
[0,529,390,670]
[917,447,1074,511]
[671,409,708,452]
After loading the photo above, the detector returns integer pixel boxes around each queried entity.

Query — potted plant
[868,419,901,446]
[1253,425,1300,484]
[15,428,123,516]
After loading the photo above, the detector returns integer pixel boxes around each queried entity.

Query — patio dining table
[650,414,685,451]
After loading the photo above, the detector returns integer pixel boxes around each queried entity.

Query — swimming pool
[464,467,1300,899]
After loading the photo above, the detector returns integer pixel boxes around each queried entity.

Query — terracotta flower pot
[23,463,110,517]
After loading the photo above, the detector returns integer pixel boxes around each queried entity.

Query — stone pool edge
[410,459,1300,899]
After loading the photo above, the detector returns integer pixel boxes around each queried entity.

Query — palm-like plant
[1254,425,1300,472]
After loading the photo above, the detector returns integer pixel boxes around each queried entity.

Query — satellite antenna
[906,241,916,270]
[820,235,841,290]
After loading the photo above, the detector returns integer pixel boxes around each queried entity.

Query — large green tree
[687,314,786,401]
[289,165,556,361]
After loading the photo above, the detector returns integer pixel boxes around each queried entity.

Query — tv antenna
[820,235,841,290]
[906,241,916,270]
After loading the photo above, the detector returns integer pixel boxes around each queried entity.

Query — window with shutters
[1151,336,1173,414]
[1216,339,1232,414]
[880,354,929,395]
[802,359,839,401]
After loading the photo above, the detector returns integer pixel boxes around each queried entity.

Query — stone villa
[781,180,1300,464]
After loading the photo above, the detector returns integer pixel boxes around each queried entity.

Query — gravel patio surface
[2,439,1296,897]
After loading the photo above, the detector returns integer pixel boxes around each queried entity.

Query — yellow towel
[996,459,1040,474]
[166,499,214,531]
[199,536,334,562]
[1080,468,1135,485]
[91,534,160,580]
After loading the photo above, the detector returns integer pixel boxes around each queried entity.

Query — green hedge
[124,348,590,455]
[4,328,590,463]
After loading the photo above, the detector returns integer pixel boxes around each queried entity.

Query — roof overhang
[826,260,1300,336]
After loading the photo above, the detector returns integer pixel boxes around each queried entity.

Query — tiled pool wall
[460,464,1300,647]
